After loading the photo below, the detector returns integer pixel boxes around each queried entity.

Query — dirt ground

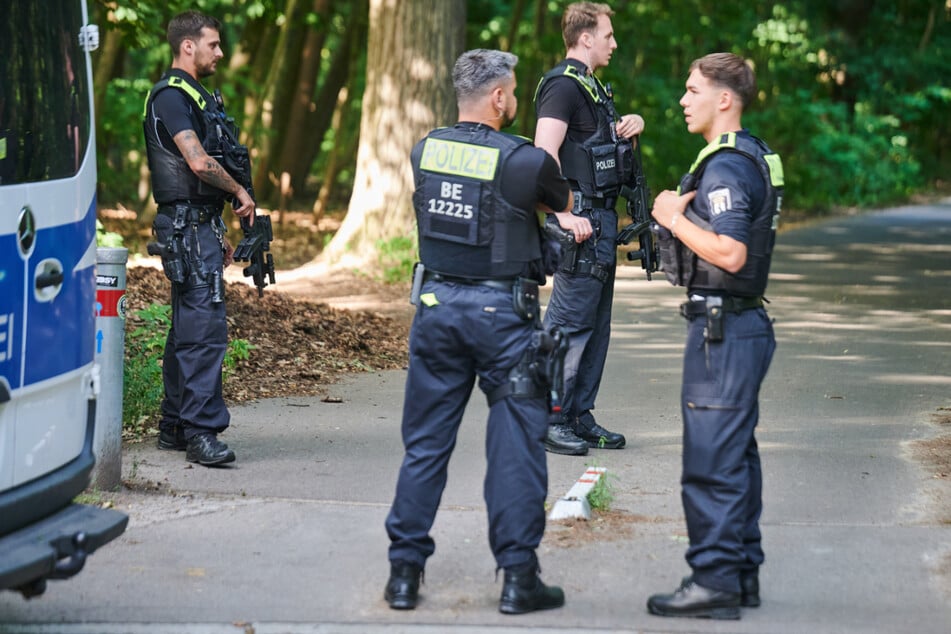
[124,264,412,406]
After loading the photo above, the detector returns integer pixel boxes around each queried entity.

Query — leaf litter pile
[124,266,410,404]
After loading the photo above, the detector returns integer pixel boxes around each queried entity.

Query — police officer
[534,2,644,455]
[143,11,255,466]
[646,52,783,620]
[384,49,576,615]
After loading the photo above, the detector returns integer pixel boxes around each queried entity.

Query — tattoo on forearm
[175,129,239,194]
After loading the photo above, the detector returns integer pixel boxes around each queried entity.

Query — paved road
[2,202,950,633]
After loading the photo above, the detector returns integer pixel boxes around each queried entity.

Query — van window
[0,1,91,184]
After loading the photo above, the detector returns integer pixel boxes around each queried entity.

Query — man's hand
[223,238,235,268]
[554,211,593,243]
[615,114,645,139]
[651,189,696,231]
[232,188,255,225]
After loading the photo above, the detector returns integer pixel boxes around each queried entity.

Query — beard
[195,58,217,78]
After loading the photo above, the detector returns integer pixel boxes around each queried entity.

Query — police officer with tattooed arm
[534,2,645,456]
[143,11,255,466]
[646,52,783,620]
[384,49,578,615]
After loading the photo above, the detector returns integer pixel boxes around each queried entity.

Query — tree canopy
[92,0,950,250]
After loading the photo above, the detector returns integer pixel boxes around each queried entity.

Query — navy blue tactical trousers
[154,215,229,439]
[681,307,775,593]
[386,280,549,570]
[543,207,617,422]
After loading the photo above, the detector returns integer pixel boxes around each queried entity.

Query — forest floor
[107,208,414,418]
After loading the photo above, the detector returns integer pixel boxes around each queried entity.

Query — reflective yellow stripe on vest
[142,75,207,117]
[419,138,500,181]
[685,132,785,188]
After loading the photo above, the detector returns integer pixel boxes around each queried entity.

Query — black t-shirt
[149,86,203,156]
[535,59,600,145]
[500,141,571,213]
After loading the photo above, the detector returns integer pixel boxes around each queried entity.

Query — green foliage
[123,302,254,436]
[95,0,951,219]
[96,220,124,248]
[376,235,417,284]
[760,99,922,210]
[123,303,171,436]
[586,467,615,513]
[223,338,255,380]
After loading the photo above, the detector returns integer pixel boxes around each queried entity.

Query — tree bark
[320,0,464,268]
[278,0,334,196]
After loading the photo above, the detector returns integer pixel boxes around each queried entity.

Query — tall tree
[319,0,465,268]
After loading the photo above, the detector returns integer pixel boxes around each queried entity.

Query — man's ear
[718,90,733,111]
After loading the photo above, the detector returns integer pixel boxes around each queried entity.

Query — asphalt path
[2,201,950,633]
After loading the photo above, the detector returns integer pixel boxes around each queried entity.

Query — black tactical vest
[534,60,633,197]
[413,125,542,279]
[659,131,784,297]
[143,69,231,204]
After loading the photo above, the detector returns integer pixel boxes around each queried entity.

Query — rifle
[210,89,276,296]
[615,141,659,280]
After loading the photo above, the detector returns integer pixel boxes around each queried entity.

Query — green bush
[586,468,616,513]
[123,303,170,437]
[376,235,417,284]
[755,98,922,211]
[96,220,124,248]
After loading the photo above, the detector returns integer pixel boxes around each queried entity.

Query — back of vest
[413,126,541,279]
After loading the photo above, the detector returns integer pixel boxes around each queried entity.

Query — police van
[0,0,127,597]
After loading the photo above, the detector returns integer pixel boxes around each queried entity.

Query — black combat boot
[499,562,565,615]
[384,560,423,610]
[647,578,740,620]
[157,426,186,450]
[544,422,588,455]
[573,411,626,449]
[185,433,236,466]
[740,570,760,607]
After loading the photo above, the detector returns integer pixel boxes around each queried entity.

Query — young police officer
[143,11,255,466]
[646,52,783,620]
[384,49,579,615]
[534,2,645,455]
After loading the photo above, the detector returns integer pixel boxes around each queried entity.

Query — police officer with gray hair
[143,11,255,466]
[384,48,576,615]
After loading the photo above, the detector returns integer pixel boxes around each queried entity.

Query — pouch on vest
[590,142,620,192]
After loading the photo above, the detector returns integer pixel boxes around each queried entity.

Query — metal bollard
[92,247,128,490]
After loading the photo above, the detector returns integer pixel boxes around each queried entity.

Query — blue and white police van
[0,0,127,597]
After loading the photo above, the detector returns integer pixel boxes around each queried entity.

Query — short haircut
[452,49,518,107]
[167,11,222,57]
[690,52,757,109]
[562,2,614,49]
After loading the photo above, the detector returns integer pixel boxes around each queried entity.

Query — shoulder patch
[708,188,733,215]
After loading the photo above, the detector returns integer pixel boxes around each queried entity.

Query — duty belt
[424,271,516,293]
[572,191,617,212]
[680,295,764,318]
[157,202,223,224]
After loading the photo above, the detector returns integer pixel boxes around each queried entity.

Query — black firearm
[232,211,275,297]
[615,141,659,280]
[210,89,276,296]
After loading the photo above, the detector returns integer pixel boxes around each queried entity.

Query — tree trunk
[250,0,308,202]
[277,0,334,197]
[320,0,464,269]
